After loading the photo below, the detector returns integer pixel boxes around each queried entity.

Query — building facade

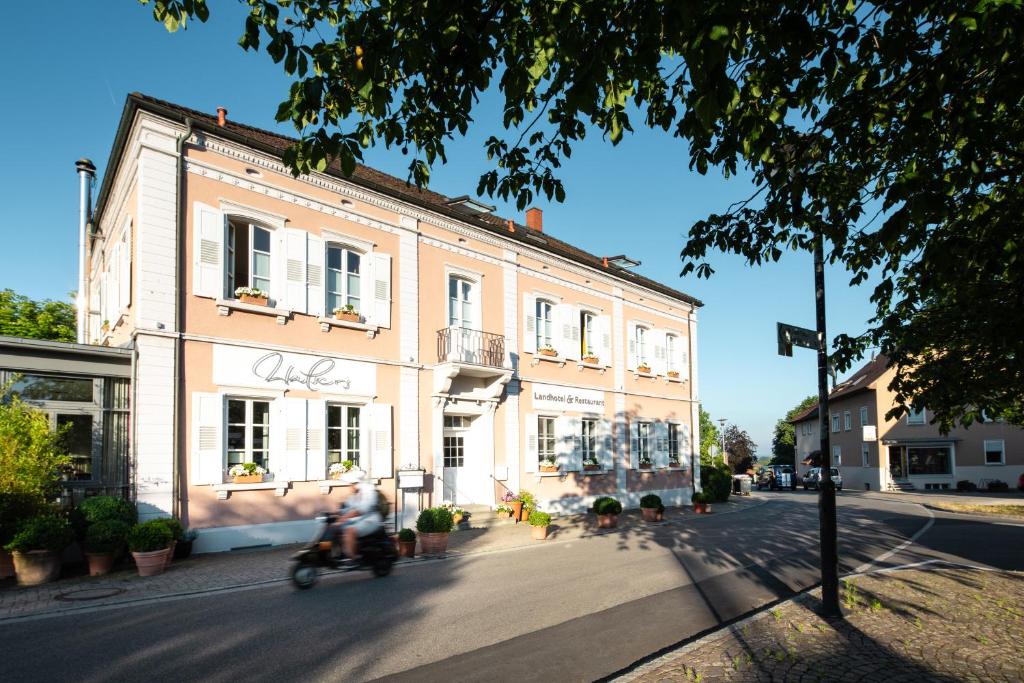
[85,94,702,552]
[793,355,1024,491]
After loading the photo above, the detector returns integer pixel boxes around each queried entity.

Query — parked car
[802,467,843,491]
[756,465,798,491]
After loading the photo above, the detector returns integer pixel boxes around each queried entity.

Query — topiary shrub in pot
[640,494,664,522]
[397,528,416,558]
[0,492,44,580]
[528,511,552,540]
[593,496,623,529]
[692,491,711,514]
[4,514,73,586]
[127,520,173,577]
[84,519,130,576]
[416,507,455,556]
[151,517,184,569]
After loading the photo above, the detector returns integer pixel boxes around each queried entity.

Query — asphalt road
[1,492,1021,682]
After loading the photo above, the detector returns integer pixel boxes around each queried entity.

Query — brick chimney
[526,207,543,232]
[216,106,228,127]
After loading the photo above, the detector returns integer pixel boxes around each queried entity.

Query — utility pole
[717,418,727,464]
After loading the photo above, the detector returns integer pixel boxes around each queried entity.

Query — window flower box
[583,461,602,472]
[333,305,359,323]
[667,370,680,379]
[235,287,269,306]
[539,458,558,473]
[328,461,354,480]
[229,463,266,484]
[637,364,652,374]
[582,355,600,365]
[539,345,558,357]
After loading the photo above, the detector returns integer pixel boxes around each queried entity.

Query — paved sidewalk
[617,565,1024,682]
[0,496,765,622]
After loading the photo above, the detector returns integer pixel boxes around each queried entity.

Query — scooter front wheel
[291,562,319,589]
[372,556,394,578]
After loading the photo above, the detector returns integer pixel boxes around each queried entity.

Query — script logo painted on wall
[531,382,606,412]
[213,344,376,394]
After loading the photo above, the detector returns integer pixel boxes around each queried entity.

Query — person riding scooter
[335,469,383,569]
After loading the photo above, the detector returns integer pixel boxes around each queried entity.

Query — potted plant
[127,520,173,577]
[539,456,559,473]
[538,344,558,357]
[333,303,360,322]
[415,507,455,556]
[235,286,269,306]
[582,456,602,472]
[501,491,523,522]
[84,519,130,576]
[667,370,680,379]
[640,494,664,523]
[637,363,652,374]
[692,491,711,514]
[229,462,266,484]
[442,502,466,525]
[593,496,622,529]
[529,511,552,540]
[495,504,513,520]
[4,514,73,586]
[0,492,43,580]
[397,528,416,558]
[518,490,538,522]
[668,456,681,468]
[638,456,654,470]
[582,354,600,365]
[101,319,110,334]
[329,460,354,480]
[153,517,184,569]
[174,528,198,560]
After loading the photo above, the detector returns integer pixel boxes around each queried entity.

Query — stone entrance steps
[887,480,915,492]
[459,504,508,529]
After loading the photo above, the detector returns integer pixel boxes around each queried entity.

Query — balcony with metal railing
[434,327,513,400]
[436,327,507,368]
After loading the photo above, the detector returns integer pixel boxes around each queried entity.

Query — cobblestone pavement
[619,566,1024,682]
[0,496,764,621]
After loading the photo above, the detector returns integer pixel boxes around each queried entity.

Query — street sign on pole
[777,322,818,357]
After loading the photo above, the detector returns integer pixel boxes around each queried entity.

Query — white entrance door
[441,414,491,504]
[447,276,478,364]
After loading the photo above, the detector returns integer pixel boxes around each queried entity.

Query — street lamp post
[717,418,727,464]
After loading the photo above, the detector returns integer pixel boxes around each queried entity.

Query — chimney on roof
[526,207,543,232]
[216,106,228,127]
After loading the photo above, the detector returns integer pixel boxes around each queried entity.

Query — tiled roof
[790,403,819,423]
[788,353,890,422]
[95,93,702,308]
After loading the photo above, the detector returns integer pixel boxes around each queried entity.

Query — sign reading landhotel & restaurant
[530,382,606,412]
[212,344,376,394]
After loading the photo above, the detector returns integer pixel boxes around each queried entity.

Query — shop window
[535,300,554,351]
[984,440,1005,465]
[227,220,272,297]
[226,398,271,471]
[581,418,597,465]
[8,373,95,403]
[906,407,926,425]
[668,423,680,465]
[580,311,596,358]
[58,414,95,481]
[843,411,852,431]
[326,245,362,315]
[537,416,556,463]
[907,446,950,475]
[327,404,361,471]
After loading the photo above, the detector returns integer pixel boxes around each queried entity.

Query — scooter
[291,511,397,589]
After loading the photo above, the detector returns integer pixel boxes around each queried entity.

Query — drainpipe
[171,117,194,520]
[75,158,96,344]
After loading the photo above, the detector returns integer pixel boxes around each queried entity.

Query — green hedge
[152,517,184,541]
[4,514,73,553]
[0,492,45,546]
[592,496,623,515]
[127,520,173,553]
[415,507,455,534]
[528,510,551,527]
[702,465,733,503]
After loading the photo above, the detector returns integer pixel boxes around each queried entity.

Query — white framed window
[668,423,680,464]
[906,407,926,425]
[984,440,1005,466]
[443,414,472,468]
[227,220,273,297]
[581,311,597,357]
[861,444,870,468]
[636,422,652,465]
[831,414,840,433]
[843,411,852,431]
[859,406,868,426]
[326,404,361,471]
[666,334,678,373]
[226,398,271,470]
[326,244,362,314]
[635,326,649,367]
[536,300,554,351]
[448,276,476,329]
[538,416,556,463]
[832,444,842,467]
[581,418,598,465]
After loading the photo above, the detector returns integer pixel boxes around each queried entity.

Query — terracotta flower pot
[398,540,416,558]
[233,474,263,484]
[509,501,524,522]
[0,550,14,579]
[657,510,664,522]
[582,356,600,365]
[164,540,177,569]
[86,552,116,577]
[11,550,61,586]
[418,532,450,556]
[667,371,680,379]
[540,465,559,473]
[539,348,558,357]
[531,525,549,540]
[637,366,651,374]
[334,311,359,322]
[496,510,512,520]
[240,294,268,306]
[452,513,464,525]
[641,507,659,522]
[597,513,618,529]
[133,549,169,577]
[693,502,711,514]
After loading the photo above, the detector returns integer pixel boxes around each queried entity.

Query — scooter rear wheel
[292,562,319,589]
[372,557,393,578]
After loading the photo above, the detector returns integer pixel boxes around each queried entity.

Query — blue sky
[0,2,878,453]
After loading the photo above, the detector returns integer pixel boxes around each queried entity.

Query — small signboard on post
[777,322,819,357]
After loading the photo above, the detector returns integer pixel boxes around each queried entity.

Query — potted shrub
[333,303,360,322]
[638,456,654,470]
[640,494,664,522]
[416,507,455,555]
[593,496,622,529]
[229,462,266,484]
[582,354,600,365]
[84,519,130,576]
[153,518,184,568]
[127,520,173,577]
[5,514,73,586]
[692,491,711,514]
[529,511,552,540]
[538,344,558,357]
[397,528,416,558]
[174,528,198,560]
[667,370,680,379]
[0,492,43,580]
[328,460,354,480]
[235,286,269,306]
[539,456,559,473]
[582,456,602,472]
[637,363,652,374]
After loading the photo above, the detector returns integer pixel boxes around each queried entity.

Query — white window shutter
[652,329,668,376]
[371,252,392,328]
[678,335,690,380]
[282,398,309,481]
[682,423,692,467]
[629,423,639,469]
[568,416,582,471]
[119,231,131,309]
[555,415,572,470]
[193,203,225,299]
[306,234,325,318]
[269,229,285,308]
[524,413,538,473]
[109,244,122,315]
[191,393,223,485]
[306,399,326,480]
[369,403,393,479]
[284,228,308,314]
[597,418,613,470]
[654,422,670,468]
[599,315,612,367]
[522,294,537,354]
[627,322,638,370]
[557,304,579,360]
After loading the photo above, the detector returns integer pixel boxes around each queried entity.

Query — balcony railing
[437,327,506,368]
